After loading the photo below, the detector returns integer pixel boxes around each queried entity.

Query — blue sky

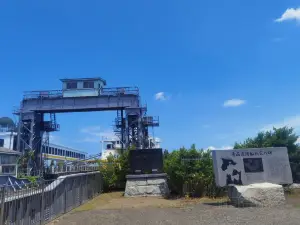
[1,1,300,154]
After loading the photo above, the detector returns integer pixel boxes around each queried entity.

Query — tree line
[100,126,300,197]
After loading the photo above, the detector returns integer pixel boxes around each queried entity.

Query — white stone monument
[212,147,293,207]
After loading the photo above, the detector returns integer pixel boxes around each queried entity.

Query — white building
[100,136,161,160]
[0,128,21,177]
[0,130,16,150]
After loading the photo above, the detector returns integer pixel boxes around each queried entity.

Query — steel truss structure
[14,83,159,171]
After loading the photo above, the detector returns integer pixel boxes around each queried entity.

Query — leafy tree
[164,145,224,197]
[163,149,169,159]
[98,146,133,192]
[18,150,36,175]
[234,127,299,155]
[99,154,118,191]
[58,161,64,169]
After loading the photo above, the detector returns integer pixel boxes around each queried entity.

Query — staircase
[43,113,60,132]
[114,110,122,140]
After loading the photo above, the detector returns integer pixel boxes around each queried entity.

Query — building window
[66,82,77,89]
[1,155,16,164]
[0,139,4,147]
[83,81,94,89]
[2,165,16,174]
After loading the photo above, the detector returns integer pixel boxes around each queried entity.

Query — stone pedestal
[228,183,286,207]
[124,173,169,197]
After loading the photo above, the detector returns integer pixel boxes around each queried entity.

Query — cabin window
[83,81,94,89]
[66,82,77,89]
[0,139,4,147]
[1,155,16,164]
[2,165,16,174]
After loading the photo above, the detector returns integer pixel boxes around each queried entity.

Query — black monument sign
[129,148,163,174]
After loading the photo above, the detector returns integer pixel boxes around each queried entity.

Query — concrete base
[124,173,169,197]
[228,183,286,207]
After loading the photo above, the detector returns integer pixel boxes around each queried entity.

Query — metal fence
[0,172,103,225]
[23,87,139,100]
[43,165,99,175]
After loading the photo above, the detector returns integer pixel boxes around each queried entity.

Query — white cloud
[261,115,300,132]
[49,134,62,145]
[155,92,167,101]
[79,137,100,143]
[223,99,246,107]
[80,126,102,136]
[79,126,115,143]
[296,137,300,144]
[275,8,300,22]
[272,37,284,42]
[206,146,233,150]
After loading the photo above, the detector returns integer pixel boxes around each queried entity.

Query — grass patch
[72,192,229,213]
[72,192,123,212]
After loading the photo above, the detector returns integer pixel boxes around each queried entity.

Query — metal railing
[23,87,140,100]
[44,165,99,175]
[23,90,63,100]
[101,87,139,96]
[0,172,103,225]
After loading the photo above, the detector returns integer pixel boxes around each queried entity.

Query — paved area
[50,193,300,225]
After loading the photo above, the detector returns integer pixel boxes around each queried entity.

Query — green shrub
[98,148,131,192]
[98,145,225,198]
[164,145,225,198]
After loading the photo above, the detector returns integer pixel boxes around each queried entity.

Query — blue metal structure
[14,77,159,172]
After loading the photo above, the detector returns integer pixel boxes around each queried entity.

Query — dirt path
[49,192,300,225]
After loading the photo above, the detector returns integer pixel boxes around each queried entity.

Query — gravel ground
[50,193,300,225]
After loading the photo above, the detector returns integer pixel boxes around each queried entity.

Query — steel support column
[17,112,44,173]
